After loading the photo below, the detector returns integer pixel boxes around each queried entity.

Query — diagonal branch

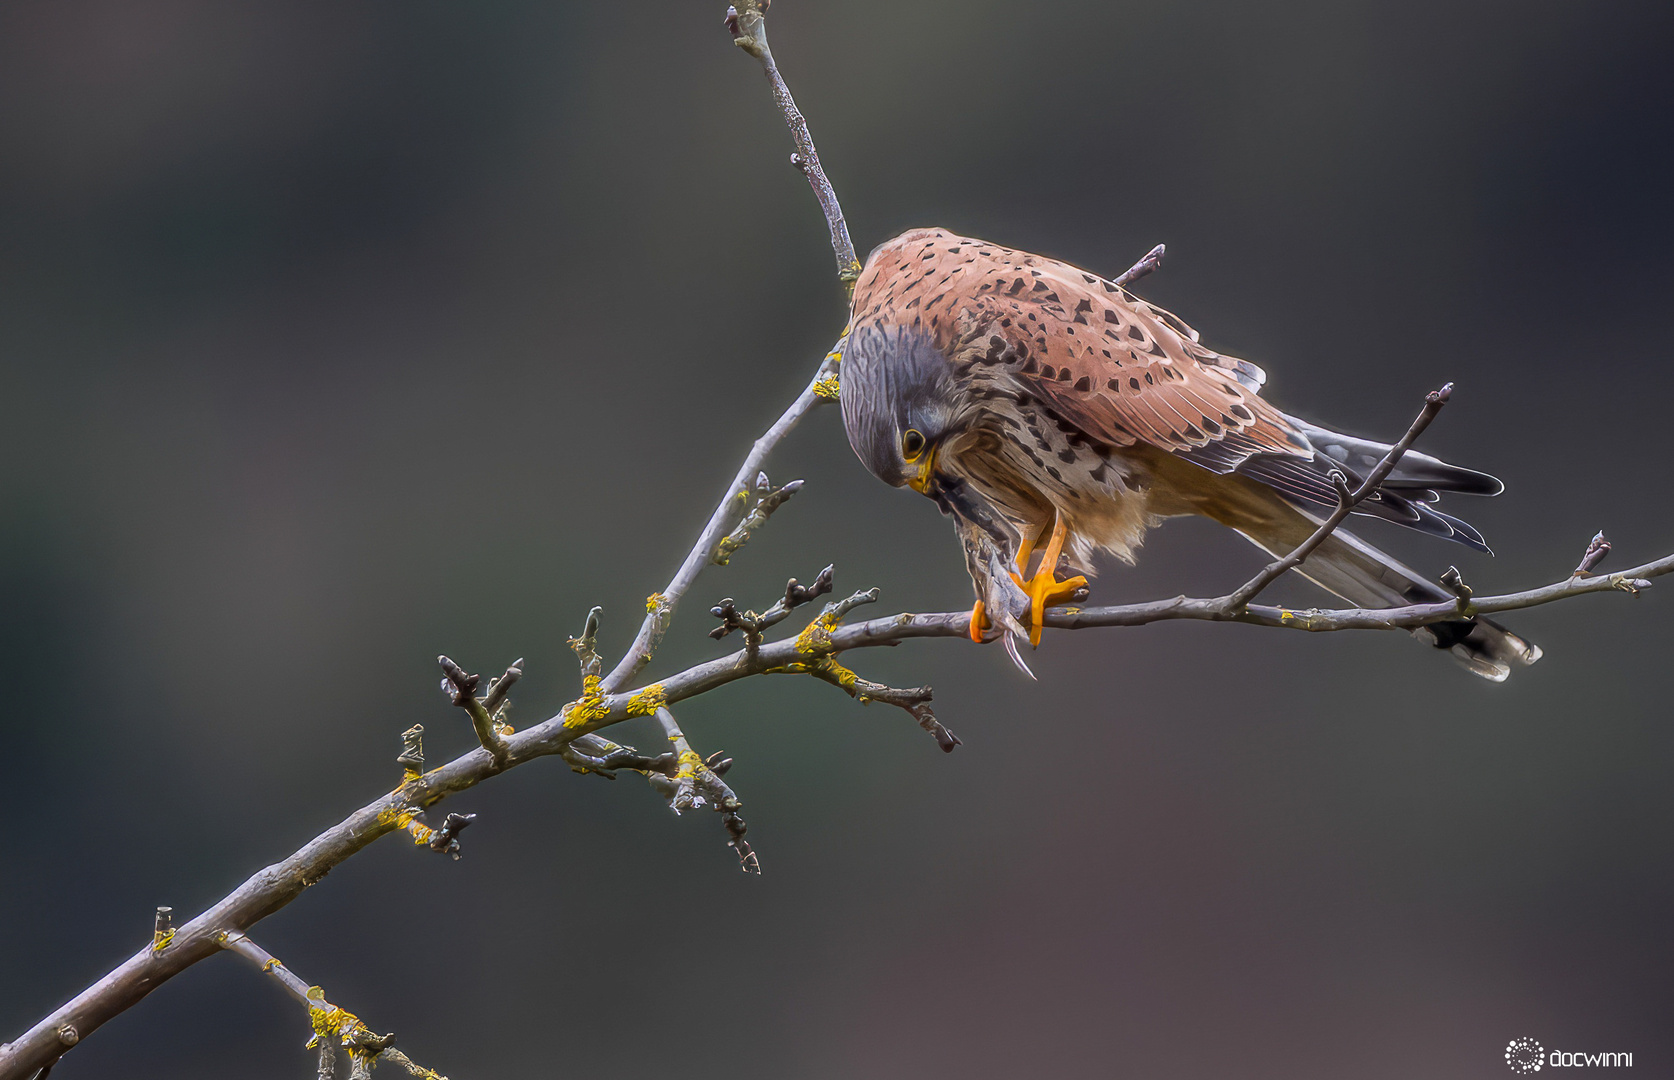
[598,334,844,695]
[219,931,448,1079]
[725,0,859,293]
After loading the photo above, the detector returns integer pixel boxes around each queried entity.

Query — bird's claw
[1009,512,1088,647]
[968,514,1082,674]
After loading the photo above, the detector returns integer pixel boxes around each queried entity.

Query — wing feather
[939,254,1310,468]
[851,229,1496,554]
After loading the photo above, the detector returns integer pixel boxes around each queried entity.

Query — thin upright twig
[599,333,845,695]
[726,0,860,293]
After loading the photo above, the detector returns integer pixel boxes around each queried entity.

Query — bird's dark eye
[901,429,926,461]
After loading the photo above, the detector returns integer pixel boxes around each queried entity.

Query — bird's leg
[1011,510,1088,647]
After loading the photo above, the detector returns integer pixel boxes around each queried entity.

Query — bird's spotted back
[850,228,1307,470]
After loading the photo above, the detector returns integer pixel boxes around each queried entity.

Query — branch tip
[714,475,806,565]
[151,907,174,954]
[396,724,425,775]
[427,813,476,860]
[481,659,524,716]
[1573,531,1612,577]
[1113,243,1166,287]
[436,655,512,763]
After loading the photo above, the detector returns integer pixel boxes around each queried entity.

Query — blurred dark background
[3,1,1672,1077]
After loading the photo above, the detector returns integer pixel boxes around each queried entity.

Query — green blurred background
[3,1,1671,1077]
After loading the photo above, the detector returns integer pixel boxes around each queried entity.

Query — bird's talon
[1013,513,1087,647]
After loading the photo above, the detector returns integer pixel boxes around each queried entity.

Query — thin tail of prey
[1241,521,1542,681]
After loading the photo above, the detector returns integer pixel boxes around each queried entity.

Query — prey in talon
[838,229,1541,681]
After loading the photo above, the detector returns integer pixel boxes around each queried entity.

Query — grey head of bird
[839,323,966,494]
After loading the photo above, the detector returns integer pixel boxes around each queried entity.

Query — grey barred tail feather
[1240,522,1542,682]
[1227,417,1507,555]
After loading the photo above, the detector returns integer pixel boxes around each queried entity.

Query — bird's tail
[1236,517,1541,681]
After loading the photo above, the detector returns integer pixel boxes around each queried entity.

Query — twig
[800,663,959,753]
[480,660,522,717]
[1439,565,1474,614]
[1573,531,1611,577]
[1219,384,1452,612]
[218,931,448,1080]
[714,474,804,565]
[151,907,174,955]
[648,707,759,872]
[1114,243,1165,287]
[437,656,511,767]
[709,563,834,642]
[598,334,844,695]
[725,1,859,293]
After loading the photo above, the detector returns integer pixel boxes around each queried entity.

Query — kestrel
[840,228,1540,680]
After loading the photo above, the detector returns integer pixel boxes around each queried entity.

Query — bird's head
[840,324,962,494]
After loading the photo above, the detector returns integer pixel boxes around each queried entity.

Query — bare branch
[725,1,859,293]
[9,518,1667,1077]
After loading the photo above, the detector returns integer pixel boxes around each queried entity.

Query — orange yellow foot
[1011,513,1087,647]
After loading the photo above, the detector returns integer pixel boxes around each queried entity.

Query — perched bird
[840,228,1540,680]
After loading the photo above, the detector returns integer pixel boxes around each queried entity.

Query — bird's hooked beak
[906,442,939,494]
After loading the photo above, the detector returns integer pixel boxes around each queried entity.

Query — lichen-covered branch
[714,474,804,565]
[219,932,448,1079]
[647,707,758,872]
